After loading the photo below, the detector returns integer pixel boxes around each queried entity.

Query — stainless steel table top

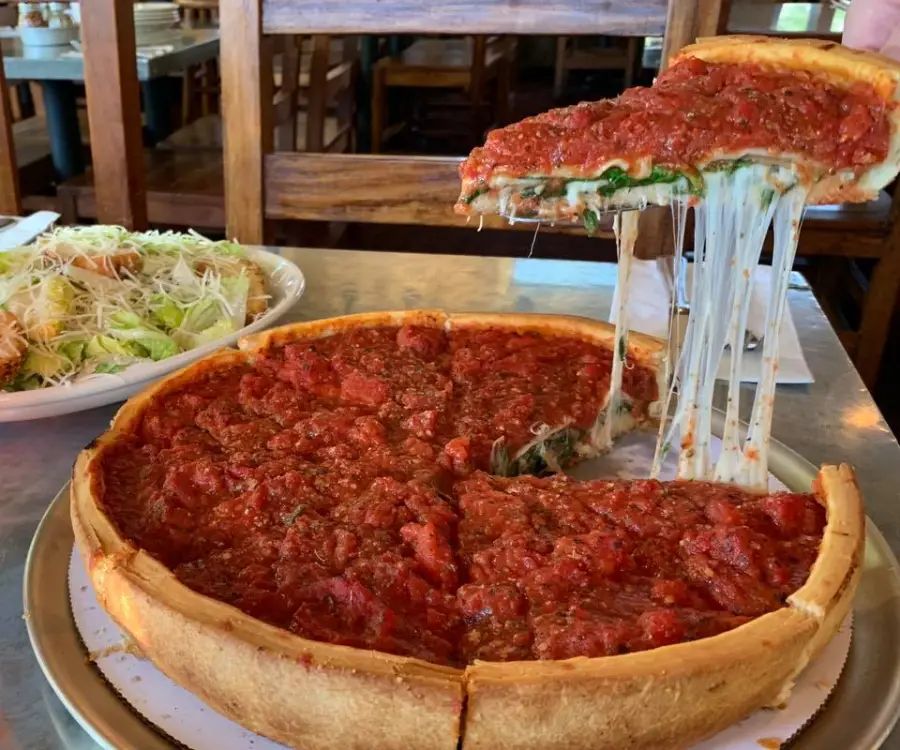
[0,28,218,82]
[2,247,898,749]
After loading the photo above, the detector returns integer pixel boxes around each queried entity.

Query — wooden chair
[370,35,514,152]
[799,194,900,387]
[177,0,220,128]
[554,36,644,98]
[177,0,219,28]
[160,36,356,154]
[220,0,727,245]
[57,30,356,231]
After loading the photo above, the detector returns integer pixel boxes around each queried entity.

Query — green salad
[0,226,269,391]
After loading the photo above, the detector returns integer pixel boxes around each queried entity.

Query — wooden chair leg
[496,50,512,126]
[181,66,195,126]
[371,63,386,154]
[201,60,217,116]
[856,228,900,388]
[29,82,44,117]
[7,84,21,122]
[553,36,568,100]
[57,189,78,225]
[624,37,643,89]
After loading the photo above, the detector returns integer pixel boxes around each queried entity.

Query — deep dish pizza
[71,31,884,750]
[72,311,862,750]
[459,36,900,490]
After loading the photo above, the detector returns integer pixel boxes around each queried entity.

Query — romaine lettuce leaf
[86,334,140,359]
[107,311,180,361]
[94,361,126,374]
[57,340,86,364]
[20,348,69,379]
[149,294,185,330]
[221,275,249,329]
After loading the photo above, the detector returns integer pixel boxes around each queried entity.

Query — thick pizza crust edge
[677,36,900,100]
[460,462,864,750]
[70,312,862,750]
[461,609,816,750]
[71,449,465,750]
[239,310,664,372]
[788,463,865,662]
[238,309,451,353]
[675,35,900,204]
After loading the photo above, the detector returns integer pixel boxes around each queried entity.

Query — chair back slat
[265,152,574,231]
[265,153,462,226]
[262,0,669,36]
[273,36,301,151]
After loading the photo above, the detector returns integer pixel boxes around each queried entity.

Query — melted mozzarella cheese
[651,164,807,489]
[592,211,639,451]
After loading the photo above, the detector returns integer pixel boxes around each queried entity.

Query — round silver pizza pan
[24,431,900,750]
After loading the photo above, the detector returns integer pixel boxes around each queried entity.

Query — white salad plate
[0,248,305,422]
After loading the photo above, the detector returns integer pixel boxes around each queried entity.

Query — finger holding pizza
[844,0,900,60]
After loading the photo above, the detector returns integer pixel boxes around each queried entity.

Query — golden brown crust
[461,610,816,750]
[789,463,865,662]
[675,36,900,204]
[70,311,863,750]
[239,309,449,353]
[676,36,900,101]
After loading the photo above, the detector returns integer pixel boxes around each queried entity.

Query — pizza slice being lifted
[457,36,900,490]
[456,36,900,228]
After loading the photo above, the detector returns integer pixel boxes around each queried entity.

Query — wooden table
[728,2,845,38]
[0,28,219,179]
[1,246,899,748]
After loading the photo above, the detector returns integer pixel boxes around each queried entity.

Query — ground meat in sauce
[461,58,891,184]
[97,325,824,668]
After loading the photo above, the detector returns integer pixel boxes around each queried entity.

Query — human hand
[843,0,900,60]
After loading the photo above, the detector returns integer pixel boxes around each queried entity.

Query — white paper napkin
[611,258,814,384]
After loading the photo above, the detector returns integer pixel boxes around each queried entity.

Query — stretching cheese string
[651,164,807,489]
[594,211,640,451]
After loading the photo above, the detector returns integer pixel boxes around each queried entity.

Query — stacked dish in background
[133,2,180,42]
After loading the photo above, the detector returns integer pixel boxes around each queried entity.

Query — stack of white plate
[133,2,180,39]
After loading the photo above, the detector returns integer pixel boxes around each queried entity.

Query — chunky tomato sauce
[461,58,892,184]
[98,325,823,667]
